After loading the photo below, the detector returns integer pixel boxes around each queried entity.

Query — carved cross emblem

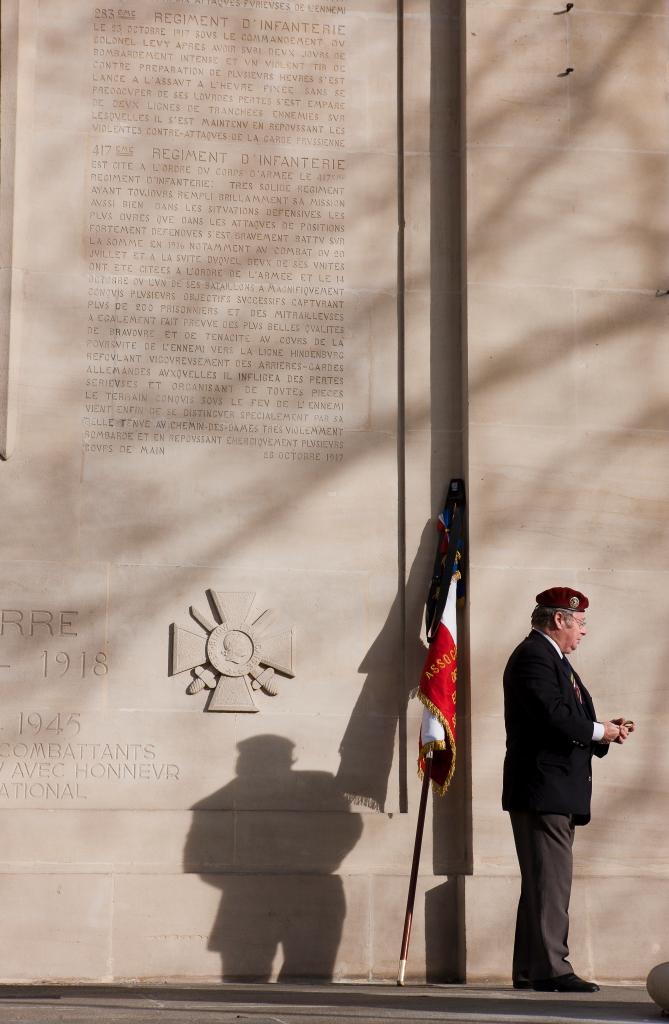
[170,590,295,713]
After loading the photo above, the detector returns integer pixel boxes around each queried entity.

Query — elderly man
[502,587,633,993]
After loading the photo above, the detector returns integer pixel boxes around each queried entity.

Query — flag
[417,480,465,795]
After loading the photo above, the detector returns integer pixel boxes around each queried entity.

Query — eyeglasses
[569,616,587,628]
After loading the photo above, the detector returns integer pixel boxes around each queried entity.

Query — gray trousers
[509,811,575,982]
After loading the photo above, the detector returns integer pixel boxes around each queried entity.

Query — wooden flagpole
[397,478,464,985]
[397,752,432,985]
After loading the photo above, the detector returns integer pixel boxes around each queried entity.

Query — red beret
[535,587,589,612]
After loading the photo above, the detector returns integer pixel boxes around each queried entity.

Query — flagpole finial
[447,478,466,504]
[425,479,466,643]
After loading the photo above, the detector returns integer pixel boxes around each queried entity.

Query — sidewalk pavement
[0,983,661,1024]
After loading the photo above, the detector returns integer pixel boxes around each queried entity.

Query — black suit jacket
[502,630,607,824]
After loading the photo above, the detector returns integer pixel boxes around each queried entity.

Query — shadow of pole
[336,520,437,814]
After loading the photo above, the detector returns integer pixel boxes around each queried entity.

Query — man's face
[557,611,587,653]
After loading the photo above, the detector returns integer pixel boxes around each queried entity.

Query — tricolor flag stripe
[418,560,459,795]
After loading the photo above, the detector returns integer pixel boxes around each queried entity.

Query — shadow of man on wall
[184,734,363,981]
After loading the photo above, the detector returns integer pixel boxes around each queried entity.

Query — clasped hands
[602,718,635,744]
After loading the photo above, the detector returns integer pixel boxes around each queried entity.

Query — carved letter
[30,610,54,636]
[1,609,23,635]
[59,611,78,636]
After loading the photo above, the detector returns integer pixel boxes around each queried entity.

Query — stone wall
[464,0,669,982]
[1,0,666,985]
[0,0,465,983]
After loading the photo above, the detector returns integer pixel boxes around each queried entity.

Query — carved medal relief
[170,590,296,713]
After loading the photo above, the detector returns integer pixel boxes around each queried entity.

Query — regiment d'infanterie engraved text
[85,5,347,461]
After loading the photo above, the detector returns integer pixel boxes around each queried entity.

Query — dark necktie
[563,658,582,703]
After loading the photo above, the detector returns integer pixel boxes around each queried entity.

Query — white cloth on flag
[419,562,457,750]
[421,706,445,745]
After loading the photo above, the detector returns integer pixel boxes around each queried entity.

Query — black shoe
[533,973,600,993]
[512,977,532,990]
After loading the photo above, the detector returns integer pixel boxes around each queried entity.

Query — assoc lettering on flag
[417,501,464,795]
